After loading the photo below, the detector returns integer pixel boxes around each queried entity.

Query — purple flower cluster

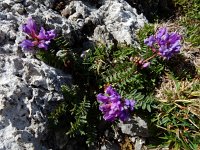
[97,85,135,122]
[20,18,56,50]
[144,27,181,59]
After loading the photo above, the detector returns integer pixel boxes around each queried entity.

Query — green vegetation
[152,76,200,149]
[173,0,200,46]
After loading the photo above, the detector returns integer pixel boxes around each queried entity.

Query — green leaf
[147,104,151,112]
[142,102,146,110]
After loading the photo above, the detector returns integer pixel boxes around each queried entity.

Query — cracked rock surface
[61,0,147,47]
[0,55,71,149]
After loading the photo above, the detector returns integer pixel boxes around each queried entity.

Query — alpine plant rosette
[97,85,135,122]
[20,18,56,50]
[144,27,181,59]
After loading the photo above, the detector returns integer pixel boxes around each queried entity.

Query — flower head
[20,18,56,51]
[144,27,181,59]
[97,85,135,122]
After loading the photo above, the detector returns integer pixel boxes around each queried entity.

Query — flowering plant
[20,18,56,50]
[97,85,135,122]
[144,27,181,59]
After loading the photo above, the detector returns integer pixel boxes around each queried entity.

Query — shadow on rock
[125,0,176,22]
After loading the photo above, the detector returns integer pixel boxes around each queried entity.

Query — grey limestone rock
[100,141,120,150]
[11,3,25,15]
[0,55,71,149]
[117,115,149,150]
[134,138,145,150]
[118,115,149,137]
[61,0,147,46]
[93,0,147,45]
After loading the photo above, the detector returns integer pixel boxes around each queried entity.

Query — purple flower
[97,93,109,103]
[119,110,129,122]
[156,27,167,40]
[144,35,156,47]
[97,85,136,122]
[124,99,135,111]
[20,18,56,51]
[168,32,181,44]
[22,18,37,37]
[105,85,120,96]
[20,40,35,49]
[144,27,181,59]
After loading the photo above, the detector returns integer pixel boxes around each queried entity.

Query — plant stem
[144,53,158,62]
